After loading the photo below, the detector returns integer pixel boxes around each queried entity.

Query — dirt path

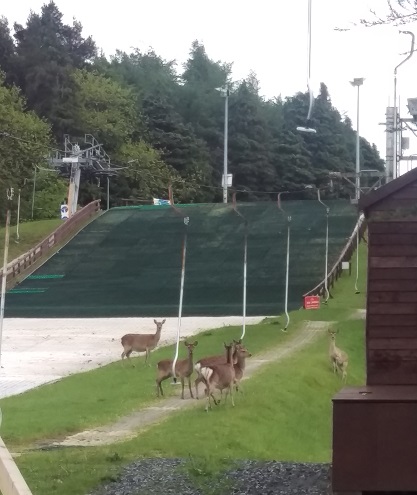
[44,320,333,448]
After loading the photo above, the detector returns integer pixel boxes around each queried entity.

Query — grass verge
[0,218,62,262]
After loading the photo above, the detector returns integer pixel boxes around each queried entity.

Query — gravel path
[90,459,332,495]
[51,320,332,448]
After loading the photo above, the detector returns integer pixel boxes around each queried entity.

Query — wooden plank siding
[367,183,417,385]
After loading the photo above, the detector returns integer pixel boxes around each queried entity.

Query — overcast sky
[3,0,417,175]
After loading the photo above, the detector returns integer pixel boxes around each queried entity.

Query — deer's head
[184,340,198,353]
[328,328,338,341]
[154,319,166,332]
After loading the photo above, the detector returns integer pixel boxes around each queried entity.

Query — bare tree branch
[334,0,417,32]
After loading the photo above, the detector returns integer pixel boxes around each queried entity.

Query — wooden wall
[367,182,417,385]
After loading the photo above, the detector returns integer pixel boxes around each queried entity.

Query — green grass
[14,318,365,495]
[5,242,368,495]
[0,218,62,262]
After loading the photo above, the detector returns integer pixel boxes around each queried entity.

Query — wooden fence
[0,200,101,287]
[303,213,366,299]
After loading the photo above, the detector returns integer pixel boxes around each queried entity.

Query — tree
[0,71,51,220]
[13,1,96,138]
[71,69,138,151]
[0,17,17,86]
[360,1,417,25]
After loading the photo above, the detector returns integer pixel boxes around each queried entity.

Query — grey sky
[3,0,417,174]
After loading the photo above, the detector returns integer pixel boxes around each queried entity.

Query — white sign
[342,261,350,270]
[60,204,69,220]
[222,174,233,187]
[153,198,171,205]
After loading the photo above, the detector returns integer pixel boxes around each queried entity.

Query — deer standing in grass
[200,342,236,412]
[194,340,241,399]
[328,329,348,382]
[156,340,198,399]
[233,343,252,393]
[121,319,166,367]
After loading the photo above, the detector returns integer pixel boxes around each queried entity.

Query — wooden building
[332,168,417,494]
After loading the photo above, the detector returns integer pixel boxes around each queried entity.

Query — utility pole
[216,85,230,203]
[350,78,364,201]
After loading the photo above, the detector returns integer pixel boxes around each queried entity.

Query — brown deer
[200,342,236,412]
[328,329,348,381]
[233,344,252,393]
[121,319,166,367]
[156,340,198,399]
[194,339,241,399]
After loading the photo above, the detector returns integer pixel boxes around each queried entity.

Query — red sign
[303,295,320,310]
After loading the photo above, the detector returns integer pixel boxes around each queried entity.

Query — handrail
[0,200,101,287]
[303,213,366,298]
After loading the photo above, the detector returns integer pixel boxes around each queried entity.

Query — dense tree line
[0,1,384,220]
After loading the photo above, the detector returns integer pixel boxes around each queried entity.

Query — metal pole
[283,217,291,330]
[392,30,415,180]
[354,216,361,294]
[107,176,110,211]
[223,88,229,204]
[0,209,11,369]
[172,217,189,381]
[16,189,21,242]
[31,166,37,220]
[241,222,248,340]
[393,74,398,180]
[355,84,361,200]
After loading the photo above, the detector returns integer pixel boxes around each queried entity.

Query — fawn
[328,328,348,381]
[156,340,198,399]
[200,342,236,412]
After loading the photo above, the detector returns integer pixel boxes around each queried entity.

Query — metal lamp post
[350,78,365,201]
[216,85,230,203]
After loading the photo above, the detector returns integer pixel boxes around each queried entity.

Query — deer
[194,339,242,400]
[156,340,198,399]
[328,328,348,382]
[233,343,252,393]
[200,341,236,412]
[121,319,166,367]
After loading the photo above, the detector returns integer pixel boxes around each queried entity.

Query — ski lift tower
[49,134,124,216]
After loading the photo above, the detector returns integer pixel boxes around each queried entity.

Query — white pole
[241,224,248,340]
[355,217,360,294]
[223,88,229,204]
[16,189,21,242]
[107,176,110,211]
[172,218,188,381]
[324,208,330,302]
[355,84,361,200]
[283,216,291,331]
[393,74,398,180]
[31,166,37,220]
[0,209,11,369]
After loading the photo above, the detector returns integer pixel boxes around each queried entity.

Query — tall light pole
[216,85,230,203]
[350,78,364,201]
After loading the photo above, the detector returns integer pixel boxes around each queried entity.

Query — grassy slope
[0,219,62,262]
[10,244,368,495]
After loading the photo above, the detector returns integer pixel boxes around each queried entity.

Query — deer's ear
[184,341,189,346]
[154,319,157,324]
[162,319,166,324]
[193,341,198,346]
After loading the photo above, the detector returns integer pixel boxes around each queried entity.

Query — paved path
[0,316,264,399]
[49,320,333,448]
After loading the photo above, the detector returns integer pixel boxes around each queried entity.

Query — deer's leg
[180,377,185,400]
[188,376,194,399]
[230,384,235,407]
[145,349,151,367]
[156,379,164,397]
[194,375,202,399]
[125,350,134,368]
[205,385,211,412]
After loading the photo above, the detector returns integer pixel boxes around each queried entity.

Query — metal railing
[0,200,101,287]
[303,214,366,299]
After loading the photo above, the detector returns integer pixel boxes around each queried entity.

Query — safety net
[5,200,358,318]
